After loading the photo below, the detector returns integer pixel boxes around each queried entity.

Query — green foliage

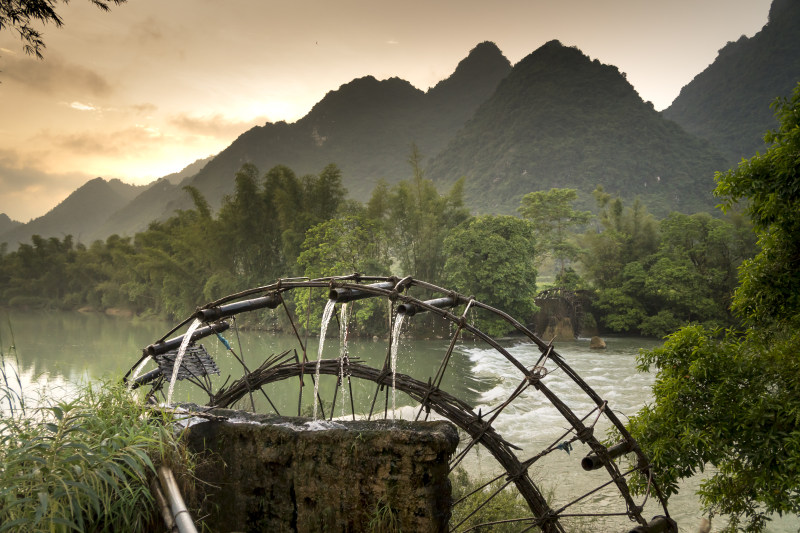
[0,380,193,532]
[294,213,392,334]
[1,1,127,59]
[629,83,800,531]
[581,191,754,336]
[369,499,402,533]
[629,326,800,531]
[580,187,659,290]
[0,163,348,321]
[443,215,538,336]
[381,145,470,285]
[715,83,800,330]
[518,188,590,272]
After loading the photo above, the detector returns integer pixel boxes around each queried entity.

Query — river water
[1,310,797,532]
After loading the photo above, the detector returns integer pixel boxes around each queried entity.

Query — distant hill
[0,178,143,248]
[0,214,21,237]
[426,40,729,216]
[0,157,215,249]
[91,178,181,241]
[663,0,800,164]
[92,156,215,241]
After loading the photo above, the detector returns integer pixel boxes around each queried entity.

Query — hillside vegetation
[427,41,729,216]
[663,0,800,164]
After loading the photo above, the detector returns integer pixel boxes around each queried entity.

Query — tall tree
[517,188,590,273]
[384,145,469,284]
[628,83,800,532]
[443,215,538,336]
[294,213,392,334]
[579,188,658,289]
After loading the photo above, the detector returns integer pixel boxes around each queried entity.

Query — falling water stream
[338,303,350,418]
[127,355,152,390]
[313,299,337,420]
[389,313,406,421]
[166,318,201,405]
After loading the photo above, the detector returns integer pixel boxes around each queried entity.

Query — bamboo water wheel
[123,275,675,533]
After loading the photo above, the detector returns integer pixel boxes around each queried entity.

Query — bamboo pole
[157,466,198,533]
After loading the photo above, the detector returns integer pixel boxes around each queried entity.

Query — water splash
[313,299,337,420]
[166,318,201,405]
[390,313,406,421]
[338,303,350,418]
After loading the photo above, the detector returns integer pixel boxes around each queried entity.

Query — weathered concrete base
[182,407,459,532]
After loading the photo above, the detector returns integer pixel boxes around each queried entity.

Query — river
[1,309,797,532]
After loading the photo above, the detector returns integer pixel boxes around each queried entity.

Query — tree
[579,188,658,289]
[591,211,755,337]
[384,145,469,284]
[1,0,126,59]
[517,188,590,273]
[294,213,392,334]
[443,215,538,336]
[628,83,800,531]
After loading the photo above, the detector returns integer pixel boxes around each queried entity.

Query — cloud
[42,124,165,157]
[169,113,268,140]
[130,103,158,115]
[1,52,113,98]
[0,150,91,222]
[69,102,98,111]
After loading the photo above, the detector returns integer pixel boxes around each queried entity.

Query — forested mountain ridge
[89,156,217,241]
[426,40,729,216]
[0,178,144,248]
[184,41,512,209]
[663,0,800,164]
[1,42,510,250]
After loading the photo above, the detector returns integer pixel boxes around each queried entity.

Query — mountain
[162,156,215,185]
[426,40,729,216]
[92,156,215,240]
[91,178,181,241]
[179,41,512,210]
[663,0,800,164]
[11,25,795,247]
[0,214,21,237]
[0,178,144,248]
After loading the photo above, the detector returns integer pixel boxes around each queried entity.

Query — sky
[0,0,773,223]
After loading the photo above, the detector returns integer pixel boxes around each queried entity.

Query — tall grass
[0,319,195,532]
[450,467,535,532]
[0,316,25,416]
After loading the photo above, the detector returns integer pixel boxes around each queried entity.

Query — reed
[0,369,194,531]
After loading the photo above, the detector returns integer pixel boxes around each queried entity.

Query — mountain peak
[769,0,799,23]
[430,41,510,94]
[307,75,423,119]
[453,41,509,75]
[664,0,800,163]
